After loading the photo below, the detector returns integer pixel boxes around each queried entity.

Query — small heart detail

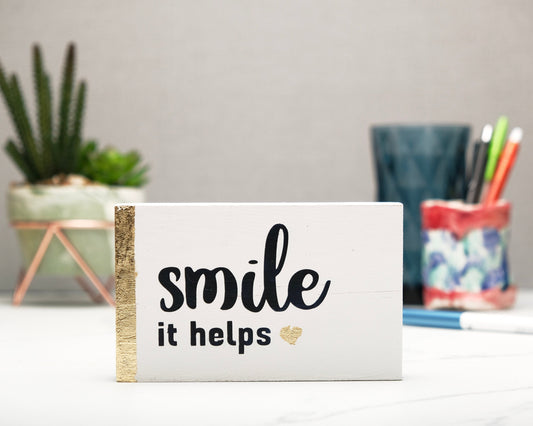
[280,325,302,345]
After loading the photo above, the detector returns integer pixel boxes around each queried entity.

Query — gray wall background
[1,0,532,291]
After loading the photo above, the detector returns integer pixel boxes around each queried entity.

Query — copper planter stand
[11,219,116,306]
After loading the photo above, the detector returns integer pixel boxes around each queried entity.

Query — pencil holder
[421,200,516,310]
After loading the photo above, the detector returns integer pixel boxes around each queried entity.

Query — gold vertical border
[115,205,137,382]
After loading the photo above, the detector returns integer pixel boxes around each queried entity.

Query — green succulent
[80,141,148,187]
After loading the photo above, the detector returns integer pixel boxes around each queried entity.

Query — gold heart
[280,325,302,345]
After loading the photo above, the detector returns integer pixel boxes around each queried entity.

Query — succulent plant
[0,43,147,187]
[80,141,148,187]
[0,43,86,183]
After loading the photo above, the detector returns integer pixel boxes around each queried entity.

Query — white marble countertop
[1,290,532,426]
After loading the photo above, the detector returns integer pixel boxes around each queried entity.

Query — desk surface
[1,290,532,426]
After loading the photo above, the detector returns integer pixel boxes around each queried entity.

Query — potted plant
[0,43,147,291]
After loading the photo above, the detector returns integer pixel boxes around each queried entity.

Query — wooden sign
[115,203,403,382]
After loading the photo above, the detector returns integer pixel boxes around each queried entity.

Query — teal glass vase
[371,124,470,304]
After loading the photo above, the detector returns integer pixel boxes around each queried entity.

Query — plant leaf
[33,45,54,176]
[123,165,149,186]
[9,75,43,176]
[68,80,86,173]
[0,61,35,172]
[57,43,75,170]
[5,139,38,182]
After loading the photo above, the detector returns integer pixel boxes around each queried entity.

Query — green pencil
[484,116,509,182]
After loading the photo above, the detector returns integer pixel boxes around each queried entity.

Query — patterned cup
[421,200,516,310]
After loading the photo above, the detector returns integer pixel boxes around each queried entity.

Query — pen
[465,124,492,203]
[484,127,522,205]
[403,308,533,334]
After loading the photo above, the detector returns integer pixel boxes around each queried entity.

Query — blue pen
[403,308,533,335]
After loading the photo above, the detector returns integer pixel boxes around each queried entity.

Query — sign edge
[115,205,137,382]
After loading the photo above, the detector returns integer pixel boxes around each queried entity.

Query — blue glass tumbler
[371,124,470,304]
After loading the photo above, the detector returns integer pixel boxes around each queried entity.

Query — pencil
[484,116,509,182]
[480,116,509,201]
[484,127,522,205]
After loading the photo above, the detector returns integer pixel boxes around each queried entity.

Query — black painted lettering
[167,323,178,346]
[184,267,238,310]
[158,223,331,313]
[227,321,236,345]
[241,224,291,312]
[209,328,224,346]
[190,321,206,346]
[238,327,253,354]
[256,327,271,345]
[288,270,331,310]
[159,267,184,312]
[158,322,164,346]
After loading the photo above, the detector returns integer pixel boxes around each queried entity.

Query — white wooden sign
[115,202,403,382]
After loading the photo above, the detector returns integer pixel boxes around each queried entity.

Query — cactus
[0,43,87,183]
[1,43,147,187]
